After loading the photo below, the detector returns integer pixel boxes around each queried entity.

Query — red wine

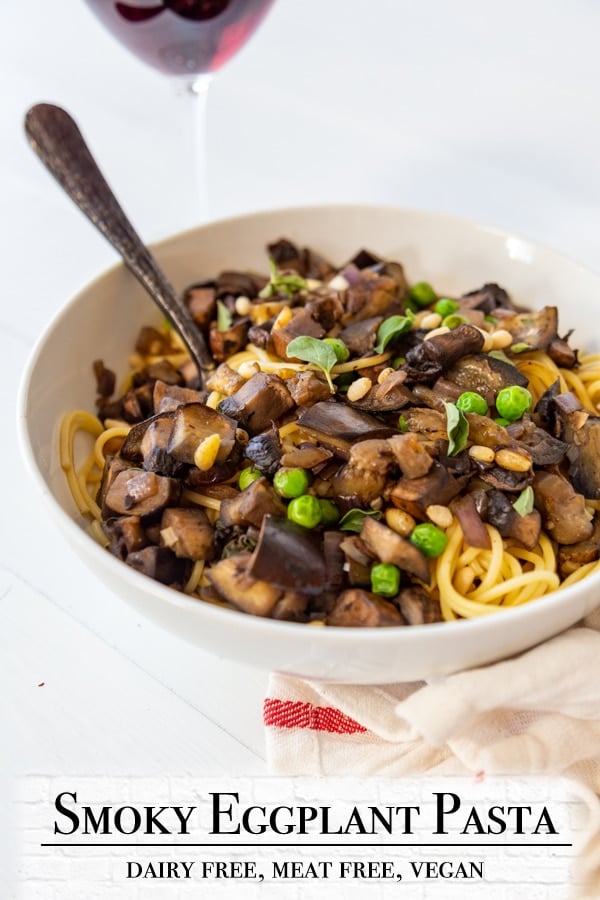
[84,0,275,76]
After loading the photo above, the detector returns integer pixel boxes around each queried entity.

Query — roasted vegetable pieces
[84,237,600,626]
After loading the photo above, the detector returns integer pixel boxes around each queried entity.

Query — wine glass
[82,0,276,223]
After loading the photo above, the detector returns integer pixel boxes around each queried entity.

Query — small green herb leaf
[443,401,469,456]
[512,486,535,517]
[259,259,308,298]
[488,349,512,364]
[374,311,415,354]
[339,508,382,533]
[216,300,233,332]
[286,336,338,392]
[510,342,532,354]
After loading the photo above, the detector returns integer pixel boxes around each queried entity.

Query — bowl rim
[17,202,600,648]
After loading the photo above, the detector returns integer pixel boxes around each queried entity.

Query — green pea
[287,494,322,529]
[456,391,489,416]
[408,281,437,308]
[370,563,401,597]
[398,414,409,432]
[493,416,511,427]
[433,298,459,318]
[495,385,533,422]
[442,313,469,329]
[323,337,350,363]
[273,467,311,499]
[239,466,261,490]
[318,498,340,526]
[392,356,406,368]
[410,523,448,558]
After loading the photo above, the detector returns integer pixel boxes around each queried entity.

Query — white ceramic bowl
[18,205,600,683]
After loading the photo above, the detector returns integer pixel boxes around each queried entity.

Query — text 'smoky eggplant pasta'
[61,238,600,626]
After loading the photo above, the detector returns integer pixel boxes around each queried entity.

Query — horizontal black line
[41,842,573,848]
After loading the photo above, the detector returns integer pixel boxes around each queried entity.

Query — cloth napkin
[264,607,600,897]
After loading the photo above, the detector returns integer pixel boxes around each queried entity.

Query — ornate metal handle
[24,103,214,381]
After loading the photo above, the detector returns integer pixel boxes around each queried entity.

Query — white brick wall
[12,776,590,899]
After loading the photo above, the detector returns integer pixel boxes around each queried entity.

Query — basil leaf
[259,259,308,298]
[339,508,382,533]
[513,486,534,517]
[286,336,338,392]
[374,311,414,353]
[443,401,469,456]
[216,300,233,332]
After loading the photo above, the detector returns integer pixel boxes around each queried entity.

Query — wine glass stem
[174,73,213,228]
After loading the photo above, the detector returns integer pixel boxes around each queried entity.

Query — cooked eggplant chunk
[141,415,186,477]
[206,552,284,616]
[397,586,442,625]
[218,373,294,434]
[126,546,190,585]
[387,432,433,479]
[167,403,237,464]
[554,396,600,498]
[484,490,541,550]
[497,306,558,351]
[360,516,430,583]
[270,308,325,359]
[533,471,593,544]
[389,463,465,519]
[104,469,181,519]
[296,401,395,453]
[153,380,205,414]
[219,477,286,529]
[160,508,215,561]
[445,353,528,403]
[557,519,600,577]
[506,418,568,466]
[332,439,396,503]
[248,516,326,594]
[460,283,512,313]
[450,494,491,550]
[327,589,404,627]
[244,427,282,475]
[286,370,331,406]
[403,324,485,383]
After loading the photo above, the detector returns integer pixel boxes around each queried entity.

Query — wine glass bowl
[84,0,276,77]
[82,0,277,225]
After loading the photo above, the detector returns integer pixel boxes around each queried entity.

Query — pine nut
[347,377,372,402]
[476,327,494,352]
[494,448,531,472]
[234,295,252,316]
[426,504,453,529]
[423,326,451,341]
[384,507,416,536]
[272,306,293,330]
[238,360,261,379]
[205,390,223,410]
[469,444,496,463]
[491,328,514,350]
[377,367,396,384]
[421,312,443,330]
[194,434,221,471]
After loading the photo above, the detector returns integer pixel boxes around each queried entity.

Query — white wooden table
[4,0,600,782]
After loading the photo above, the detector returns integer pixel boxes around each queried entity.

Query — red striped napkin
[264,608,600,893]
